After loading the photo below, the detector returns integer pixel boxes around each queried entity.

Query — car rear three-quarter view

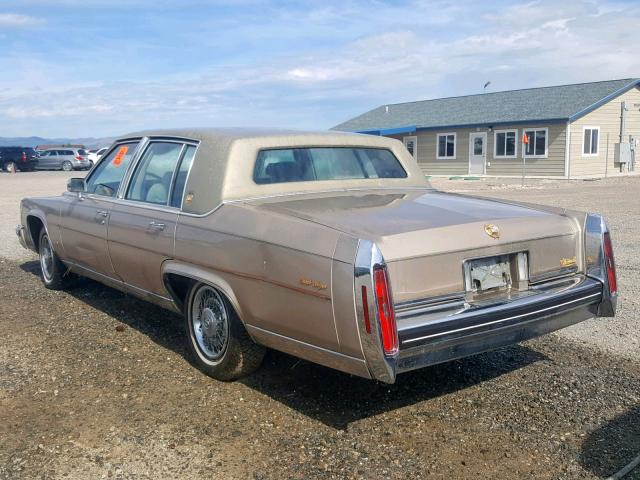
[17,129,618,384]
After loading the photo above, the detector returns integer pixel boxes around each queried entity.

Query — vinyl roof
[332,78,640,134]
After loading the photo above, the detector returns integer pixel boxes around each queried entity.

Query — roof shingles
[333,78,639,133]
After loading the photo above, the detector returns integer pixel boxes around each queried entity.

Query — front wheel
[185,283,265,381]
[4,161,16,172]
[61,161,73,171]
[38,229,75,290]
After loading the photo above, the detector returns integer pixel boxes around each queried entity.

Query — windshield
[253,147,407,185]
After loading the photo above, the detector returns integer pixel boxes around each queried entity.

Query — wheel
[38,229,75,290]
[4,161,16,172]
[61,161,73,171]
[185,283,265,381]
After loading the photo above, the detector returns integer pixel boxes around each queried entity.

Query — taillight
[21,152,27,162]
[373,264,398,356]
[76,155,83,161]
[361,285,371,334]
[603,232,617,294]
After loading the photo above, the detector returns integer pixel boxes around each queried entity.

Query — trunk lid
[249,189,580,302]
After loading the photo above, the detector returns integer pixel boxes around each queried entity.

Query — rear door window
[126,142,185,205]
[85,142,140,197]
[170,144,196,208]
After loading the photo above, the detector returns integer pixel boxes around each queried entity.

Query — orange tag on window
[113,146,129,166]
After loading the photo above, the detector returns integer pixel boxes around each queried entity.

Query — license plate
[464,254,513,293]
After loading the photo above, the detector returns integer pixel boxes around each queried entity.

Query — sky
[0,0,638,138]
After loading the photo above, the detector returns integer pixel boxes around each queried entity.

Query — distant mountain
[0,136,115,149]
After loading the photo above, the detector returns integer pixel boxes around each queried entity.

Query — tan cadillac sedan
[17,129,618,383]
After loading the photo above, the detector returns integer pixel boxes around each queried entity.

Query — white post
[521,135,526,187]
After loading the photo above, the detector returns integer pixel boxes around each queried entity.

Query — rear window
[78,149,88,155]
[253,147,407,185]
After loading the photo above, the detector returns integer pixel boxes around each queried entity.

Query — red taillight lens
[21,152,27,161]
[76,155,83,161]
[373,265,398,356]
[603,232,617,294]
[361,285,371,334]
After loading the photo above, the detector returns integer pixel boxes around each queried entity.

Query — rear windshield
[253,147,407,185]
[78,149,88,155]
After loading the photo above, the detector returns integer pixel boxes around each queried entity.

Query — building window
[523,128,548,157]
[583,127,599,156]
[437,133,456,159]
[403,136,417,160]
[494,129,517,158]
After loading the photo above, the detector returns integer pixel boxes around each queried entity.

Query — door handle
[148,221,166,231]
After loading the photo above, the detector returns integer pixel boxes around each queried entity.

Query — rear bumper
[386,276,604,381]
[72,160,91,169]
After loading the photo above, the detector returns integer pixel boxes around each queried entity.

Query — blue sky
[0,0,638,138]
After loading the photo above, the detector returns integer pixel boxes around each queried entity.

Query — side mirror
[67,178,86,193]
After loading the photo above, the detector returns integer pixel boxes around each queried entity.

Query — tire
[38,229,75,290]
[185,282,265,381]
[61,161,73,172]
[4,161,16,173]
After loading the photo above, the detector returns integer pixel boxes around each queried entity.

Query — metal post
[605,133,609,177]
[521,136,526,187]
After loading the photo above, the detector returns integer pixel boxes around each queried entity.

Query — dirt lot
[1,171,639,479]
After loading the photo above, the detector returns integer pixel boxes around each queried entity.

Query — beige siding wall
[569,86,640,177]
[389,122,567,177]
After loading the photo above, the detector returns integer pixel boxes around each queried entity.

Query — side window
[170,144,196,208]
[126,142,184,205]
[85,142,140,197]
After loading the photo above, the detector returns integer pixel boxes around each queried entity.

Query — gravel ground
[1,171,639,479]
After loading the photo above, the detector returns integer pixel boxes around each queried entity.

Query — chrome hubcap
[191,286,229,361]
[40,236,54,282]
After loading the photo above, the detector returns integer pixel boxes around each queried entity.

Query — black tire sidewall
[38,229,71,290]
[184,282,257,381]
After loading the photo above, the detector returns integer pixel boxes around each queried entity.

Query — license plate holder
[464,253,528,293]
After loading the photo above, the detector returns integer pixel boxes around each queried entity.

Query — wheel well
[26,216,44,251]
[163,273,196,312]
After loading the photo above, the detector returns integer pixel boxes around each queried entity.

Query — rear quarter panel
[174,203,349,352]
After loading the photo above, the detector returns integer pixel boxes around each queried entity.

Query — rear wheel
[61,161,73,171]
[185,282,265,381]
[38,229,74,290]
[4,161,16,172]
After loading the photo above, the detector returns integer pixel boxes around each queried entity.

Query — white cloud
[0,0,638,137]
[0,13,44,27]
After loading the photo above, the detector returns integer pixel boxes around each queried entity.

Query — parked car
[16,129,618,383]
[0,146,39,172]
[37,148,91,171]
[88,147,108,166]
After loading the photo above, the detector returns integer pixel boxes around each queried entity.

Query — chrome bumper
[16,224,29,249]
[393,275,603,376]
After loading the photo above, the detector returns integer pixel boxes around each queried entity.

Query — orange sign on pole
[522,133,529,144]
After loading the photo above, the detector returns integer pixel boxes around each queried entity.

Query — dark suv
[0,147,39,172]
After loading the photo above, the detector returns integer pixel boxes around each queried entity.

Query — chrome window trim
[84,138,144,198]
[115,136,200,209]
[174,141,200,210]
[123,141,187,206]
